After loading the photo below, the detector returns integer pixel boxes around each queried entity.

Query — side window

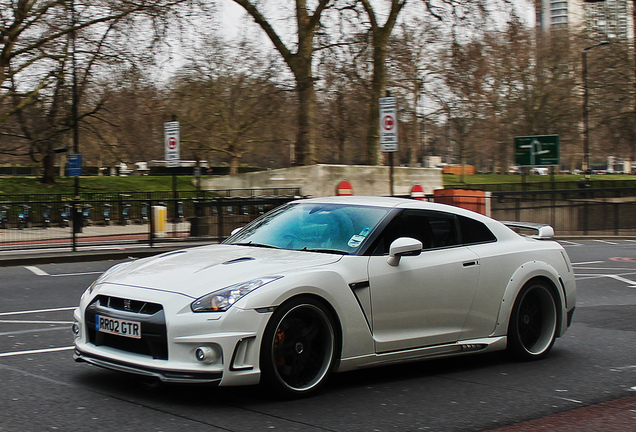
[372,210,434,255]
[427,212,460,247]
[457,215,497,245]
[371,210,460,254]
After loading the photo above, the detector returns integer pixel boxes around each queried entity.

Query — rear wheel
[260,297,337,397]
[507,280,559,361]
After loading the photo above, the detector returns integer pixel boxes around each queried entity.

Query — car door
[367,209,481,353]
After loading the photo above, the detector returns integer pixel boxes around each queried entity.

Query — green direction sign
[514,135,560,166]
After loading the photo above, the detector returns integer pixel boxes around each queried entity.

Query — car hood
[97,244,343,298]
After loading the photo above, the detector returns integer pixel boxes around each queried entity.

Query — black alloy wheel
[260,297,337,397]
[507,280,559,361]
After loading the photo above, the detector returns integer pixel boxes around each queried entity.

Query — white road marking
[0,307,75,317]
[24,265,101,277]
[572,261,604,266]
[574,273,636,288]
[593,240,619,245]
[556,397,583,404]
[52,271,102,277]
[0,346,74,358]
[574,267,636,271]
[559,241,581,246]
[606,274,636,288]
[0,320,74,325]
[0,327,70,337]
[25,265,48,276]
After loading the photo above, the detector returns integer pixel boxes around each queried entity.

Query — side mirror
[230,227,244,236]
[387,237,423,266]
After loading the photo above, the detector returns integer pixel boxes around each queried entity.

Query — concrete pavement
[0,237,634,430]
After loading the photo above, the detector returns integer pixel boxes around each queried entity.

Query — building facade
[536,0,634,42]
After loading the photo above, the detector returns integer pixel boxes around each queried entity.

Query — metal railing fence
[0,190,302,251]
[1,187,634,252]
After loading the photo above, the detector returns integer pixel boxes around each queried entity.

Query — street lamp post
[582,41,609,172]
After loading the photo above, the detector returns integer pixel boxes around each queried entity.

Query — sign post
[165,119,180,231]
[67,153,83,235]
[380,95,398,195]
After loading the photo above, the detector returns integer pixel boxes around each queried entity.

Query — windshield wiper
[301,248,349,255]
[232,242,280,249]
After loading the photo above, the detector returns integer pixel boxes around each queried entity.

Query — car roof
[294,196,517,240]
[297,195,478,216]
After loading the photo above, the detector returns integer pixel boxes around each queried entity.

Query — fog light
[195,346,218,364]
[72,322,80,338]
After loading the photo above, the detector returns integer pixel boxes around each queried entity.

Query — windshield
[225,202,389,254]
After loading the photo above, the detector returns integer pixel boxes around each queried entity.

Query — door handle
[463,260,479,267]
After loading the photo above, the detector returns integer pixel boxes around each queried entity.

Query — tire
[507,280,559,361]
[260,297,337,397]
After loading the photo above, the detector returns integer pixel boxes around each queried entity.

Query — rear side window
[458,215,497,245]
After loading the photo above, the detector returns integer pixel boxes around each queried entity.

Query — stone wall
[200,164,444,197]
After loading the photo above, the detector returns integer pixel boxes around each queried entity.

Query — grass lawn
[0,176,198,195]
[443,173,635,185]
[0,173,634,196]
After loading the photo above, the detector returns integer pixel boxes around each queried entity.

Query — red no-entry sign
[164,121,180,168]
[379,97,398,152]
[382,115,395,130]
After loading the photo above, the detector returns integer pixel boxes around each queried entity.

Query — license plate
[96,315,141,339]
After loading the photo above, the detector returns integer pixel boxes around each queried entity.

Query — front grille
[86,295,168,360]
[94,295,163,315]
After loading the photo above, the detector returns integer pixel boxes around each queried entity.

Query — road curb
[0,245,186,267]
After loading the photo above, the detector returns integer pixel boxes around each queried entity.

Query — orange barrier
[433,189,488,215]
[442,166,476,175]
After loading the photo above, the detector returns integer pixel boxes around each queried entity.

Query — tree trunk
[41,145,56,184]
[296,71,317,165]
[231,0,329,167]
[229,154,240,175]
[362,0,406,166]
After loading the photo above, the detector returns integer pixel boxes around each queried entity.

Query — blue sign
[67,154,82,177]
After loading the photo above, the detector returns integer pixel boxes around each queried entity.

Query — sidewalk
[0,220,198,266]
[486,395,636,431]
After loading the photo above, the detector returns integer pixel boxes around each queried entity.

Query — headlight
[191,276,282,312]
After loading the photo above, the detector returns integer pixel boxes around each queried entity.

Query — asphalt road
[0,240,635,431]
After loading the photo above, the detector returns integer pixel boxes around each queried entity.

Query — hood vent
[222,257,255,265]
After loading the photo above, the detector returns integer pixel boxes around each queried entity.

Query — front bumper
[74,348,223,384]
[73,284,272,387]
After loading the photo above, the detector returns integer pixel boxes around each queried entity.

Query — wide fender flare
[239,270,375,360]
[493,260,568,338]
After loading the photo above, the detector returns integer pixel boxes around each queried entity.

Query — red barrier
[336,180,353,196]
[411,184,425,200]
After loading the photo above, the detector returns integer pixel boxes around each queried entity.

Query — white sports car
[73,196,576,397]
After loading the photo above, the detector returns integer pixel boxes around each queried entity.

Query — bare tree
[82,68,167,171]
[356,0,407,165]
[0,0,193,183]
[231,0,332,166]
[169,37,289,174]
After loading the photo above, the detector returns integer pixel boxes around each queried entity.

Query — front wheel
[507,280,559,361]
[260,297,337,397]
